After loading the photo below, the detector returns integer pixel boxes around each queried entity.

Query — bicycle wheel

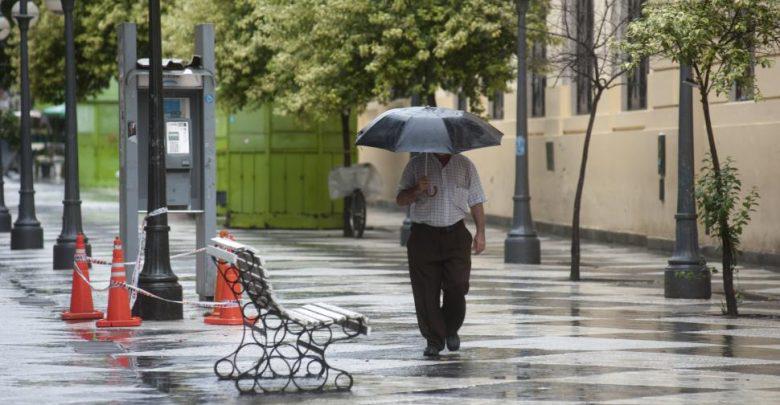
[350,190,366,238]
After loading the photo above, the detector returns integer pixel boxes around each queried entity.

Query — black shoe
[446,334,460,352]
[423,344,442,357]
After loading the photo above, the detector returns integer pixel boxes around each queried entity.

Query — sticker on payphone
[166,121,190,154]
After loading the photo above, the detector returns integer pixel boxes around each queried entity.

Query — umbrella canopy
[355,106,503,154]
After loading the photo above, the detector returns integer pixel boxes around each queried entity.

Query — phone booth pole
[132,0,183,320]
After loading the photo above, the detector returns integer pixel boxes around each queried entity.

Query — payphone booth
[118,23,217,300]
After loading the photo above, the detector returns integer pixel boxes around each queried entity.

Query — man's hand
[415,176,430,194]
[397,176,431,206]
[472,231,486,255]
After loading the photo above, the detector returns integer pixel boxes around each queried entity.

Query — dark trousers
[407,221,472,348]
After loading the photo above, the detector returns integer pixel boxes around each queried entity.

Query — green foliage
[0,108,18,147]
[0,42,14,90]
[259,0,378,121]
[624,0,780,98]
[4,0,553,118]
[695,155,760,267]
[4,1,185,103]
[368,0,550,113]
[164,0,273,112]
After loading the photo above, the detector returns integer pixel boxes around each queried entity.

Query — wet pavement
[1,180,780,404]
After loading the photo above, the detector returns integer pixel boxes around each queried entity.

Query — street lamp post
[47,0,90,269]
[0,16,12,233]
[132,0,183,320]
[665,64,711,298]
[10,0,43,250]
[504,0,541,264]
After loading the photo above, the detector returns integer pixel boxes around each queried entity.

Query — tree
[261,0,379,235]
[625,0,780,315]
[5,1,181,104]
[164,0,273,111]
[368,0,550,112]
[547,0,633,281]
[0,3,17,90]
[0,109,18,148]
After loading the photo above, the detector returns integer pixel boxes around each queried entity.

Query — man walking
[397,152,486,357]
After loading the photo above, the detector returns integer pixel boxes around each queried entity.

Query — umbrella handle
[426,185,438,197]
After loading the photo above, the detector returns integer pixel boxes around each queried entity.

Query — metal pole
[0,143,11,232]
[132,0,183,320]
[504,0,540,264]
[11,0,43,250]
[664,64,710,298]
[53,0,89,269]
[400,94,423,246]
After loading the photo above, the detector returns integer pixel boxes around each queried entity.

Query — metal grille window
[733,61,755,101]
[575,0,594,115]
[489,90,504,120]
[457,93,467,111]
[545,141,555,171]
[531,41,546,118]
[732,9,755,102]
[625,0,647,110]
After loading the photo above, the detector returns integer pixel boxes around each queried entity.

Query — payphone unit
[118,23,217,300]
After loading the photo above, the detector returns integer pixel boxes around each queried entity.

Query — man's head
[433,153,452,166]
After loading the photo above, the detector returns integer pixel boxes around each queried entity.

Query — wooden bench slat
[296,307,338,324]
[312,303,364,321]
[285,309,321,326]
[301,304,348,322]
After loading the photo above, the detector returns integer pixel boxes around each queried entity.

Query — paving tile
[507,350,780,369]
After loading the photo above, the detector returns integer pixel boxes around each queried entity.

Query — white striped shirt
[399,153,486,227]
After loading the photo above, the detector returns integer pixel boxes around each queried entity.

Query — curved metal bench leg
[212,248,365,394]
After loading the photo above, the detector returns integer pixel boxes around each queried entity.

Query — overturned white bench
[207,237,370,394]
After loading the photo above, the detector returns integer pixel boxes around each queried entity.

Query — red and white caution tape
[70,261,240,309]
[86,247,207,267]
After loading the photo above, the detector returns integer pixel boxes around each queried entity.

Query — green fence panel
[76,83,119,189]
[224,104,356,229]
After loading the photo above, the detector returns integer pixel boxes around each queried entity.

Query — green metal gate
[78,82,120,188]
[223,105,356,229]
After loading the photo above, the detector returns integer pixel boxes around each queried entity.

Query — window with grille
[457,93,467,111]
[733,61,755,101]
[489,91,504,120]
[575,0,594,115]
[531,41,546,118]
[625,0,647,110]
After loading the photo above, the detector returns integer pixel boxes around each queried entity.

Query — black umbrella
[355,106,503,154]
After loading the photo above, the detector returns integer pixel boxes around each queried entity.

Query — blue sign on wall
[516,136,526,156]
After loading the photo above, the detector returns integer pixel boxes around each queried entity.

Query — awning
[42,104,65,117]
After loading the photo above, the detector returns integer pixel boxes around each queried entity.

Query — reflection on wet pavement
[0,181,779,403]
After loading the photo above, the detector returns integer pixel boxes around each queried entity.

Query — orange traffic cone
[62,234,104,321]
[207,230,233,319]
[205,262,245,325]
[97,237,142,328]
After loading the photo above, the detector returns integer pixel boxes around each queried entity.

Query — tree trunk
[426,92,437,107]
[570,90,602,282]
[341,109,353,237]
[700,93,738,315]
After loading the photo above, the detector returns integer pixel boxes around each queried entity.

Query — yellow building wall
[358,57,780,258]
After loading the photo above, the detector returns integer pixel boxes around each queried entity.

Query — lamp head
[44,0,63,15]
[12,1,40,27]
[0,17,10,41]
